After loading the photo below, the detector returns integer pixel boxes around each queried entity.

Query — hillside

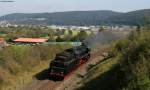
[107,9,150,25]
[0,9,150,25]
[78,30,150,90]
[0,10,121,25]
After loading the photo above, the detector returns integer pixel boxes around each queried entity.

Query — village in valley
[0,22,137,47]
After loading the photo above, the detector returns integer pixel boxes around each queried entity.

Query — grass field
[0,44,71,90]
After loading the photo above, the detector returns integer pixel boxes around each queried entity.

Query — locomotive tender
[49,43,91,80]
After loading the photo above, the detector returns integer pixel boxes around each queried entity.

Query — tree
[48,31,55,42]
[99,26,106,32]
[56,36,64,42]
[78,31,88,41]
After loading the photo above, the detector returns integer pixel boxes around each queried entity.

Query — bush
[113,30,150,90]
[78,30,150,90]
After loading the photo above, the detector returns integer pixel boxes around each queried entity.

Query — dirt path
[23,47,108,90]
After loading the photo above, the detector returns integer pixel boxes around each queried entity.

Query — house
[13,38,48,45]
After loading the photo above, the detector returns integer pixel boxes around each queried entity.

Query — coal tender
[49,43,91,80]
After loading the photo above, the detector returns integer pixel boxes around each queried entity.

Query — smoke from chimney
[83,31,124,48]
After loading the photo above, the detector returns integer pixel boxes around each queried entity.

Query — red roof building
[13,38,48,43]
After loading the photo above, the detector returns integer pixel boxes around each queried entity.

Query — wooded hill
[0,9,150,26]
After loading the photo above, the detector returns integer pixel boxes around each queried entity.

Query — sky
[0,0,150,16]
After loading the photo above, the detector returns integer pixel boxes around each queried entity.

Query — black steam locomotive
[49,43,91,80]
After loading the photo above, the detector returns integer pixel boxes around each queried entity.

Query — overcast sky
[0,0,150,16]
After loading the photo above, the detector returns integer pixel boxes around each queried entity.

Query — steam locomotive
[49,43,91,80]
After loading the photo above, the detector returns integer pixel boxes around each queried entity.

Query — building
[13,38,48,45]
